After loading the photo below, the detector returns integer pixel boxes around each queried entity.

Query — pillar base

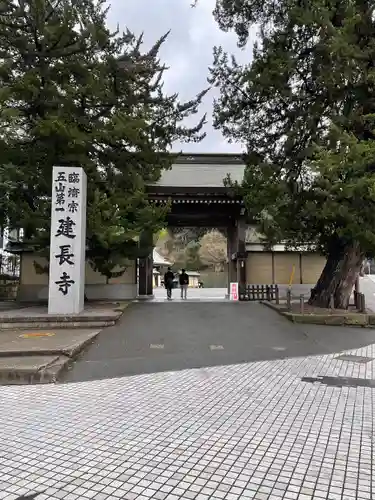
[137,294,155,300]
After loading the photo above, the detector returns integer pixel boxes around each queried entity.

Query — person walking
[179,269,189,300]
[164,267,174,300]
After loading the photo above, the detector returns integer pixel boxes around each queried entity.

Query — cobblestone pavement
[1,339,374,500]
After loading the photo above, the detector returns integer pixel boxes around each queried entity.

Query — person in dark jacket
[179,269,189,299]
[164,267,174,300]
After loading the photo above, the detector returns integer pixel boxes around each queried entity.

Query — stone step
[0,313,118,322]
[0,355,69,385]
[0,320,115,329]
[0,329,103,384]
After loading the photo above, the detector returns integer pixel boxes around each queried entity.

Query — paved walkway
[1,339,374,500]
[1,298,375,500]
[63,299,375,383]
[63,301,301,382]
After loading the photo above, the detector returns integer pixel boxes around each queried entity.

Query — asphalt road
[62,298,375,383]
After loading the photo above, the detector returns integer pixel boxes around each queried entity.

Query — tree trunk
[308,241,364,309]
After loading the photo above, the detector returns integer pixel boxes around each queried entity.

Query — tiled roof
[153,249,172,266]
[151,162,245,188]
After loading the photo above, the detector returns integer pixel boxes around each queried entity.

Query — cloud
[106,0,252,153]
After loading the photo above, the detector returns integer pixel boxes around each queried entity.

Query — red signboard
[230,282,239,301]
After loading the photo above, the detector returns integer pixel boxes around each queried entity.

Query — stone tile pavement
[0,342,374,500]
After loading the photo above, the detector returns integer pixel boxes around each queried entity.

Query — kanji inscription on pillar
[48,167,87,314]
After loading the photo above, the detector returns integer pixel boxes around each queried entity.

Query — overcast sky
[106,0,254,153]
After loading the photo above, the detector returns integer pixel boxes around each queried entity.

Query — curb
[0,314,119,322]
[0,303,133,330]
[0,355,70,385]
[0,331,100,385]
[261,301,374,327]
[0,330,101,359]
[0,320,116,329]
[0,320,117,330]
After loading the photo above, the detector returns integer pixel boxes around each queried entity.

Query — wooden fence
[239,284,279,302]
[0,282,18,300]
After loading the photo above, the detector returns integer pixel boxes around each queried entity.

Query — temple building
[4,154,326,301]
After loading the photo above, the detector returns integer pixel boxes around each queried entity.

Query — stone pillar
[138,231,153,297]
[48,166,87,314]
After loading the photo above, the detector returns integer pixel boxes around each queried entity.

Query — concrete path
[63,299,375,383]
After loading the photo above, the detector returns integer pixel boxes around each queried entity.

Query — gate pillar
[138,231,154,297]
[237,217,247,289]
[227,224,237,295]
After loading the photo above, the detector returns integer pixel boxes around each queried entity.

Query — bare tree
[155,228,206,266]
[198,230,227,272]
[155,230,176,261]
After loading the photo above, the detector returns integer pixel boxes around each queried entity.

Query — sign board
[48,166,87,314]
[230,282,239,301]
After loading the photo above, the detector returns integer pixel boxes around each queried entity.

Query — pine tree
[0,0,206,278]
[210,0,375,308]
